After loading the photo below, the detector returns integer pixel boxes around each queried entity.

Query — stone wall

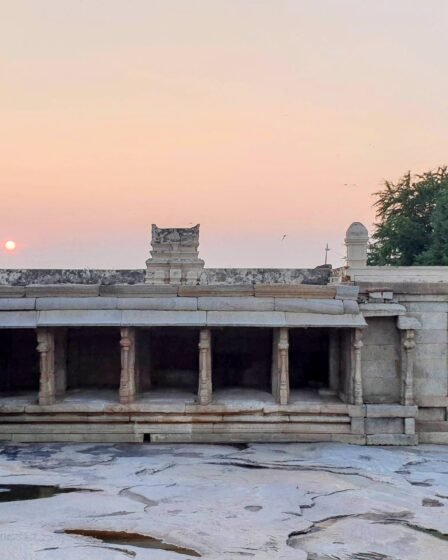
[362,317,401,404]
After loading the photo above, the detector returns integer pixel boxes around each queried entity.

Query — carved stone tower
[145,224,205,284]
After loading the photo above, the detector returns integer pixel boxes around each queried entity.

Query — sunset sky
[1,0,447,269]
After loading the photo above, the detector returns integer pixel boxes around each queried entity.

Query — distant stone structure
[0,223,447,445]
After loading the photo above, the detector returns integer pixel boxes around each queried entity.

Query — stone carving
[146,224,205,285]
[198,329,212,405]
[401,329,415,406]
[36,328,56,405]
[272,328,290,405]
[352,328,364,405]
[119,327,137,404]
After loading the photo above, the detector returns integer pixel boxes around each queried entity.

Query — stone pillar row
[35,327,294,406]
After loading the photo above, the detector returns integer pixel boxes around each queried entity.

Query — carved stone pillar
[119,327,137,404]
[54,329,67,398]
[272,328,289,405]
[401,329,415,405]
[37,328,56,405]
[352,328,363,405]
[198,329,212,405]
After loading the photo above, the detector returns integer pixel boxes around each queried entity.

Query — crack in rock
[119,487,158,511]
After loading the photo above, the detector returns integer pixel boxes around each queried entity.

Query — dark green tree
[368,167,448,265]
[417,187,448,265]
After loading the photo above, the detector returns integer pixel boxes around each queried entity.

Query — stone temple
[0,223,447,445]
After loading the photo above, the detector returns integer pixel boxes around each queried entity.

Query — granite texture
[0,267,331,286]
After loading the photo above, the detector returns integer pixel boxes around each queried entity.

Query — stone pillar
[272,328,289,405]
[345,222,369,268]
[198,329,212,405]
[328,330,340,392]
[54,329,67,398]
[119,327,137,404]
[37,328,56,405]
[401,329,416,405]
[352,328,363,405]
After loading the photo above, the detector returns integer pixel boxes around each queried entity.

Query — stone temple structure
[1,223,448,445]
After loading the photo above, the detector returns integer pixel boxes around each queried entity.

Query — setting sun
[4,240,16,251]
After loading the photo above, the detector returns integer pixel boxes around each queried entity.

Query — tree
[417,187,448,265]
[368,167,448,265]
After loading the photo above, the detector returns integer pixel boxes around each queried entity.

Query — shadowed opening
[67,327,121,389]
[139,327,200,393]
[0,329,39,393]
[289,328,329,389]
[212,327,272,392]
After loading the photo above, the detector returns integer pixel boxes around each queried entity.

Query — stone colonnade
[34,325,417,407]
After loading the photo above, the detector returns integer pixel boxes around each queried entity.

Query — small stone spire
[145,224,205,284]
[345,222,369,268]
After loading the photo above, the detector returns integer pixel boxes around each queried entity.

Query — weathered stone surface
[0,298,36,310]
[117,297,197,310]
[366,404,418,417]
[100,284,178,296]
[36,297,117,310]
[335,284,359,300]
[0,269,145,286]
[26,284,100,297]
[255,284,336,298]
[206,310,286,327]
[37,309,122,326]
[418,407,446,421]
[366,434,417,445]
[0,311,37,328]
[274,298,343,314]
[360,303,406,317]
[202,267,331,285]
[198,296,274,311]
[365,417,403,434]
[121,310,206,326]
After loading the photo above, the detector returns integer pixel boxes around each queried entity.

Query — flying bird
[281,234,287,241]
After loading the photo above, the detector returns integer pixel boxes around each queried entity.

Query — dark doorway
[139,327,199,393]
[0,329,39,393]
[66,328,121,389]
[212,328,272,391]
[289,328,329,389]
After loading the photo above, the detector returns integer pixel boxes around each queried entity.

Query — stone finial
[345,222,369,268]
[145,224,205,284]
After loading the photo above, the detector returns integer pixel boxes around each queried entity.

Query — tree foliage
[368,167,448,265]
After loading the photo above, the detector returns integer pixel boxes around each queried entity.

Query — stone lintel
[397,315,422,330]
[100,284,178,297]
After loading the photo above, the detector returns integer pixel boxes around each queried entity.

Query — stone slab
[179,285,254,297]
[360,303,406,317]
[0,311,38,328]
[198,297,274,311]
[117,297,197,310]
[0,298,36,310]
[335,284,359,300]
[121,310,206,326]
[419,432,448,444]
[0,286,25,298]
[365,418,403,434]
[285,312,366,328]
[37,309,122,326]
[206,311,286,327]
[366,434,418,445]
[36,297,118,310]
[100,284,178,297]
[25,284,100,297]
[366,405,418,418]
[254,284,336,298]
[274,298,344,314]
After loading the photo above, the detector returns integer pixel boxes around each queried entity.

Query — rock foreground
[1,443,448,559]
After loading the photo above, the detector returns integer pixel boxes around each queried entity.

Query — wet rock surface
[0,443,447,559]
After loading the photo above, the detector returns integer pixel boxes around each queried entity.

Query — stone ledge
[366,404,418,418]
[25,285,100,297]
[254,284,337,298]
[366,434,418,445]
[0,286,25,298]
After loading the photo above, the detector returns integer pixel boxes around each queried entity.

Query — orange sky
[1,0,447,269]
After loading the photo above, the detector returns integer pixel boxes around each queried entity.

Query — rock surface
[0,443,448,559]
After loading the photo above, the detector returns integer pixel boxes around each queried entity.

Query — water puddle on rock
[0,484,91,503]
[64,529,201,557]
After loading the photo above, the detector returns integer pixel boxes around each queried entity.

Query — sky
[1,0,447,269]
